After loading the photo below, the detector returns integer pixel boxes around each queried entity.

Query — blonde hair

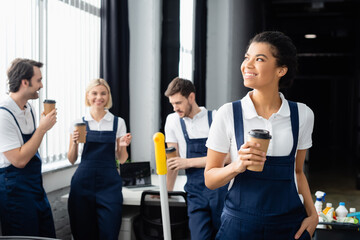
[85,78,113,109]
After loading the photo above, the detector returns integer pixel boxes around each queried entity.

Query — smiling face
[86,85,109,109]
[26,66,43,100]
[241,42,287,91]
[168,92,193,118]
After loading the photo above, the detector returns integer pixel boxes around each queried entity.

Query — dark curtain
[100,0,130,130]
[160,0,180,132]
[193,0,207,107]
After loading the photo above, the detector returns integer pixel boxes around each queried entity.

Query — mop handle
[153,132,172,240]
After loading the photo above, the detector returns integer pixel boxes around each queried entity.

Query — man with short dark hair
[164,77,228,240]
[0,58,57,237]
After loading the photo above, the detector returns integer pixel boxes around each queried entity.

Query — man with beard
[164,77,228,240]
[0,58,57,237]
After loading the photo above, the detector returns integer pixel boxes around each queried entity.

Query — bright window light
[179,0,194,81]
[0,0,101,167]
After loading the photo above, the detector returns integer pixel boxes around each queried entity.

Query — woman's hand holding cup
[235,141,267,173]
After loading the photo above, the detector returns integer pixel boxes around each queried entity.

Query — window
[178,0,194,81]
[0,0,101,170]
[0,0,39,95]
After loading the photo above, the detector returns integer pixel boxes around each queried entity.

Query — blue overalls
[180,111,228,240]
[215,100,311,240]
[0,106,56,237]
[68,117,123,240]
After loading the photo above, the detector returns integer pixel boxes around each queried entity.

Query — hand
[38,108,57,133]
[233,141,266,173]
[119,133,132,147]
[71,129,87,144]
[167,157,188,171]
[294,215,318,239]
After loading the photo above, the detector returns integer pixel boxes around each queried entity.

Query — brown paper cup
[75,123,86,143]
[43,99,56,115]
[247,129,271,172]
[166,147,177,159]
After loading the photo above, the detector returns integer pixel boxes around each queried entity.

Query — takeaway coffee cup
[247,129,272,172]
[75,122,86,143]
[43,99,56,115]
[166,147,177,159]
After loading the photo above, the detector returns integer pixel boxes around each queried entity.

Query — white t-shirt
[206,91,314,164]
[164,107,216,158]
[69,110,127,155]
[0,95,38,168]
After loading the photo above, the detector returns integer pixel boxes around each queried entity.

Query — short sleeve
[0,111,22,152]
[117,117,127,138]
[164,114,178,143]
[297,103,314,150]
[206,103,232,154]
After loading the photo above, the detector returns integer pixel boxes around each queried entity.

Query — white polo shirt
[206,91,314,163]
[164,107,216,158]
[0,95,38,168]
[69,110,127,154]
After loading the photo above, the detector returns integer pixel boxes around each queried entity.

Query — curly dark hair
[248,31,297,89]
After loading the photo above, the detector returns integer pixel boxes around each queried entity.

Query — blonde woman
[67,78,132,240]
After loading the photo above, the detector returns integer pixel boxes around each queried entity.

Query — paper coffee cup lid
[166,146,176,153]
[75,122,86,126]
[248,129,272,139]
[43,99,56,103]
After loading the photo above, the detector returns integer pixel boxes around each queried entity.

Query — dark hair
[248,31,297,89]
[7,58,43,93]
[164,77,195,98]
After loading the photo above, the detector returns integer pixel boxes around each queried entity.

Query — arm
[167,154,207,170]
[205,149,236,189]
[67,130,79,164]
[205,142,266,190]
[3,109,57,168]
[294,149,318,239]
[116,133,132,164]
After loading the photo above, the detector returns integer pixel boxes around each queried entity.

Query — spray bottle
[314,191,326,228]
[314,191,326,214]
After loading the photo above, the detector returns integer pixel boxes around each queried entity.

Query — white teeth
[245,73,256,76]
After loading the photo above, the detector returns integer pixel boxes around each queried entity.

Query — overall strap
[207,110,213,127]
[179,118,189,141]
[113,116,119,134]
[28,104,36,132]
[0,106,23,134]
[288,101,299,156]
[82,117,90,131]
[232,100,244,151]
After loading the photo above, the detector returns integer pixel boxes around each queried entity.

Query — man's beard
[28,88,40,100]
[183,103,192,118]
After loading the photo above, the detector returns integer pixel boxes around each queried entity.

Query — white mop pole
[153,132,172,240]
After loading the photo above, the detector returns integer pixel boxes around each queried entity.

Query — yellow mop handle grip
[153,132,167,175]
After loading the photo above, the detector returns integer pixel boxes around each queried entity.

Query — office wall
[128,0,161,171]
[206,0,263,110]
[128,0,261,169]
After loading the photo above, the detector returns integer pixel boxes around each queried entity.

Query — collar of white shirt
[84,110,113,122]
[242,91,290,120]
[183,106,207,121]
[2,95,31,116]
